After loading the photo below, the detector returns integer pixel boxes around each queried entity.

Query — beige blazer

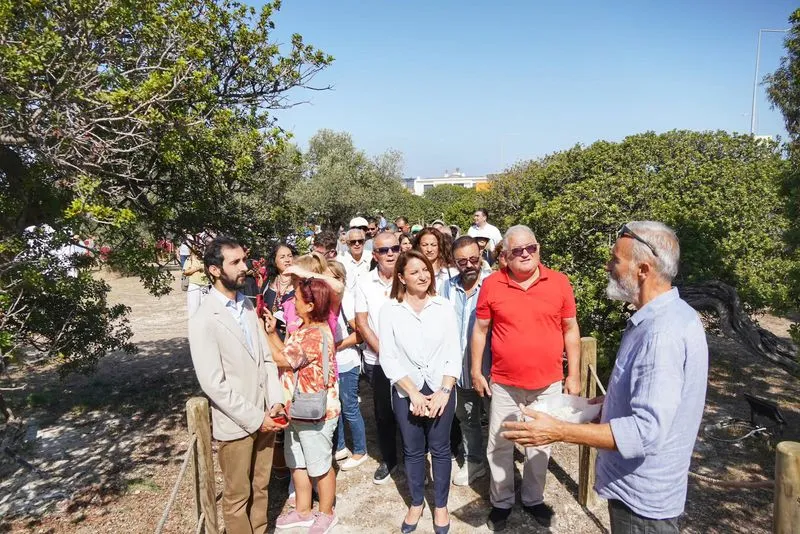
[188,288,283,441]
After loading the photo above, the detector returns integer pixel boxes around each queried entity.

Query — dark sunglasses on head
[375,245,401,255]
[509,243,539,257]
[617,224,659,257]
[455,256,481,267]
[348,239,365,245]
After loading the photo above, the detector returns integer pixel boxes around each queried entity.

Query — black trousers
[363,363,398,468]
[608,499,679,534]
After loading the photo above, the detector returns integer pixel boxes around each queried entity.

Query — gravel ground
[1,272,797,533]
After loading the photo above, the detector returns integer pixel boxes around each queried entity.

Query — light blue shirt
[439,272,492,389]
[210,287,253,354]
[595,288,708,519]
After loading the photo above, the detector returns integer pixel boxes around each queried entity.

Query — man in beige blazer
[189,236,287,534]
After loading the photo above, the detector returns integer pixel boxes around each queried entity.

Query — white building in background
[403,168,492,196]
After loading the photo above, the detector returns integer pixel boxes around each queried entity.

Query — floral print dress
[281,324,340,421]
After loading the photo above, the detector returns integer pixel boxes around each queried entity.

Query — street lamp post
[750,28,789,135]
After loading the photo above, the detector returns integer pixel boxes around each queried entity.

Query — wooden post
[578,337,599,508]
[187,397,219,534]
[774,441,800,534]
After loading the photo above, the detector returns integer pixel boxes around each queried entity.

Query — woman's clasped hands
[409,388,451,418]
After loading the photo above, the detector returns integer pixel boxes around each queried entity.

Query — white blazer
[188,291,283,441]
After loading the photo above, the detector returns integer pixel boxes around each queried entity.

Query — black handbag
[289,327,330,421]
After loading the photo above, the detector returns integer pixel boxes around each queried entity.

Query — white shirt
[209,287,254,354]
[179,243,191,256]
[434,266,459,295]
[354,268,393,365]
[377,296,462,398]
[334,290,361,373]
[468,223,503,251]
[339,250,373,290]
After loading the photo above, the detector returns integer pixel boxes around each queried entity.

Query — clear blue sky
[265,1,796,177]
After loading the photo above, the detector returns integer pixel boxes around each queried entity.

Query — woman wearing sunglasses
[378,250,461,534]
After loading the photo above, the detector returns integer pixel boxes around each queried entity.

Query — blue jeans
[335,367,367,455]
[456,386,488,464]
[393,384,455,508]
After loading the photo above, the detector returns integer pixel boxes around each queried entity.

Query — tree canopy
[765,8,800,343]
[482,130,796,364]
[0,0,332,373]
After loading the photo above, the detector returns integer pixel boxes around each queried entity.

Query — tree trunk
[679,280,799,375]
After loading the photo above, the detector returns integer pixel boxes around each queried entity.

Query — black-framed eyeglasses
[348,239,365,245]
[375,245,401,255]
[455,256,481,267]
[617,224,659,257]
[509,243,539,257]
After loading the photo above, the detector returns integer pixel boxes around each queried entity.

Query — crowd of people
[187,210,708,534]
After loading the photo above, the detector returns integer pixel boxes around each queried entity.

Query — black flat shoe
[487,506,512,531]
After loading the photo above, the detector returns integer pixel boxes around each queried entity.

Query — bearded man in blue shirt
[502,221,708,533]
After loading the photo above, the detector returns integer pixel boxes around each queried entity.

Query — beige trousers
[217,431,275,534]
[487,380,561,508]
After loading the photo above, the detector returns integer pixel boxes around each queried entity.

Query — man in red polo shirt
[471,224,581,531]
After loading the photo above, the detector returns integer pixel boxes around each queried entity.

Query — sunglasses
[375,245,401,255]
[348,239,365,245]
[455,256,481,267]
[617,224,659,257]
[509,243,539,257]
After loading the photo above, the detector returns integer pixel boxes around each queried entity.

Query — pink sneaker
[275,510,315,530]
[309,511,338,534]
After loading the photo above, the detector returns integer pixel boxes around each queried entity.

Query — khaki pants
[217,431,275,534]
[487,380,561,508]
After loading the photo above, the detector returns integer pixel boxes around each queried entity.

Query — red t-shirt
[475,265,577,389]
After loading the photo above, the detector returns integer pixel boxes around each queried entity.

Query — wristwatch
[440,386,452,394]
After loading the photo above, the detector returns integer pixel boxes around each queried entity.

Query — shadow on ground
[0,336,202,520]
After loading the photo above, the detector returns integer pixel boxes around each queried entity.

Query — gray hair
[346,228,365,241]
[625,221,680,282]
[502,225,536,250]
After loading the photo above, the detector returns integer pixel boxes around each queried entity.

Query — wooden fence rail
[155,397,218,534]
[577,336,599,508]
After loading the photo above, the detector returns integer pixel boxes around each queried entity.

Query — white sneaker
[340,454,369,471]
[334,447,351,461]
[452,461,486,486]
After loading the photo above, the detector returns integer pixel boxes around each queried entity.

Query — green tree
[289,129,407,228]
[484,130,795,367]
[0,0,331,385]
[765,8,800,343]
[421,184,483,233]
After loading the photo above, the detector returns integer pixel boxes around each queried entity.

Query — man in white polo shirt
[355,231,401,484]
[339,225,372,290]
[468,208,503,252]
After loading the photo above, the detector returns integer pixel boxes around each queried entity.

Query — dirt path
[1,273,797,533]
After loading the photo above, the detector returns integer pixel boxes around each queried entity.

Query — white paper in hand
[531,394,602,423]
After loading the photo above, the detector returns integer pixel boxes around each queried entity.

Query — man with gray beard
[502,221,708,534]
